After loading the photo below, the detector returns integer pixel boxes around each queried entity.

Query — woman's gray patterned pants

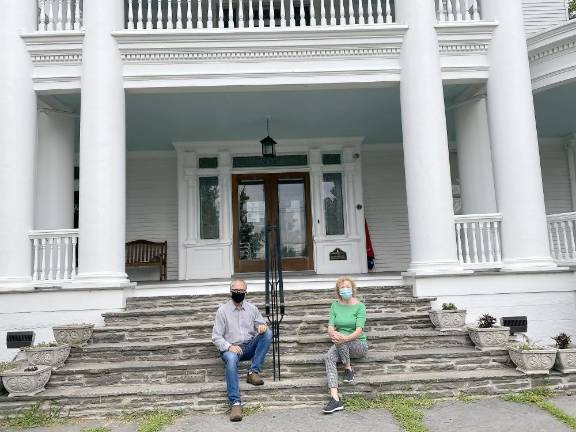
[325,340,368,388]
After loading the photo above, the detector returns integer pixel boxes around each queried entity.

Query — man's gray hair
[230,278,247,290]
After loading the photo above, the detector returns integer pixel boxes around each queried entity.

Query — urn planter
[508,346,558,375]
[1,365,52,397]
[554,347,576,374]
[23,344,71,370]
[467,326,510,351]
[429,310,467,331]
[53,324,94,347]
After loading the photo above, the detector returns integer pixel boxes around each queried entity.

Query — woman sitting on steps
[323,276,368,414]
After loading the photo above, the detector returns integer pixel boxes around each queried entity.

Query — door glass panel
[238,181,266,261]
[323,173,345,235]
[278,179,307,258]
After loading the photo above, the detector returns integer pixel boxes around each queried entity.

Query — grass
[80,428,111,432]
[121,409,183,432]
[343,394,435,432]
[241,403,265,416]
[456,394,479,403]
[0,403,67,429]
[503,387,576,430]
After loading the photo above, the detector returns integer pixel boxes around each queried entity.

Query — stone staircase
[0,285,574,419]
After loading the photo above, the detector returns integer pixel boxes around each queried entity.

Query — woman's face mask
[339,287,353,299]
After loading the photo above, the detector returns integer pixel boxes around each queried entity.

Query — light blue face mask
[339,287,353,299]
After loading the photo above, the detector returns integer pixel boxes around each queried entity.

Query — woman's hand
[331,332,348,345]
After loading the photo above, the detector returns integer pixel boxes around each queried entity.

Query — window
[198,157,218,169]
[322,153,341,165]
[322,173,345,235]
[199,177,220,239]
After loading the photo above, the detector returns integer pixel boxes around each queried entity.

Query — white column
[482,0,556,270]
[36,110,75,230]
[454,96,498,214]
[76,0,130,285]
[0,2,37,289]
[396,1,462,274]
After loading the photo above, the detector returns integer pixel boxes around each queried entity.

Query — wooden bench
[125,240,167,281]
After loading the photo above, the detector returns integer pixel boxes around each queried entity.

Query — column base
[71,272,131,289]
[0,276,33,291]
[404,260,470,276]
[501,256,558,272]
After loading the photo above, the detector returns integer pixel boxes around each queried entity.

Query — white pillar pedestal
[0,3,38,289]
[396,1,463,275]
[454,96,498,214]
[75,0,130,286]
[482,0,556,271]
[36,110,75,230]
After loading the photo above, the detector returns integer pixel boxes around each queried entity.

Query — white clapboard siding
[540,141,574,214]
[362,146,410,272]
[126,154,178,281]
[522,0,568,36]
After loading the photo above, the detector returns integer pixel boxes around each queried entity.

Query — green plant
[122,409,183,432]
[503,388,576,429]
[570,0,576,18]
[81,428,111,432]
[442,303,457,311]
[477,314,497,329]
[552,333,572,349]
[0,404,65,428]
[0,362,17,373]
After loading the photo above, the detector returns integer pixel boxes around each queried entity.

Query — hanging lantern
[260,116,277,158]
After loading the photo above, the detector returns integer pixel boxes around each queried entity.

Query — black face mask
[231,292,246,303]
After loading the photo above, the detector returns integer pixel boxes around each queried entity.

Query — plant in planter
[508,339,557,375]
[23,342,71,370]
[52,323,95,348]
[429,302,467,332]
[1,364,52,397]
[552,333,576,373]
[0,362,17,394]
[467,313,510,351]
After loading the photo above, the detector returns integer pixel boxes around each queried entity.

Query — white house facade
[1,0,576,362]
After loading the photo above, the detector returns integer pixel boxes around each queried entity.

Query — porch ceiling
[533,81,576,139]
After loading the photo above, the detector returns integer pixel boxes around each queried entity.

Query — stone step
[103,297,434,326]
[48,347,513,388]
[92,312,434,344]
[3,369,574,419]
[125,285,416,311]
[70,330,473,363]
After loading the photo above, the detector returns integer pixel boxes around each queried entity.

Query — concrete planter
[467,326,510,351]
[554,347,576,374]
[1,365,52,397]
[429,310,467,331]
[508,346,558,375]
[23,344,71,370]
[53,324,95,347]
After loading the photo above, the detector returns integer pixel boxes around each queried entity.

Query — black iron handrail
[264,224,285,381]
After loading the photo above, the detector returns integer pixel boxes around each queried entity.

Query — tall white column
[482,0,556,270]
[396,1,462,274]
[0,2,38,289]
[454,96,498,214]
[36,110,75,230]
[76,0,130,285]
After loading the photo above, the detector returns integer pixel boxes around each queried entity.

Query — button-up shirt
[211,299,267,352]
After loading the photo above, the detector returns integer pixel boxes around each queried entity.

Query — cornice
[528,20,576,62]
[22,32,84,65]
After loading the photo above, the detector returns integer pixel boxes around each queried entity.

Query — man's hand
[228,345,243,355]
[257,324,268,334]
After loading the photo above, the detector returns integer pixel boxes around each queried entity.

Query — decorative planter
[23,344,71,370]
[555,347,576,374]
[508,346,558,375]
[467,326,510,351]
[53,324,94,347]
[429,310,467,331]
[1,365,52,397]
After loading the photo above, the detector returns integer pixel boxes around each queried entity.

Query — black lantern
[260,116,277,158]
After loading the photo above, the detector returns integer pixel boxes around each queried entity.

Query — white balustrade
[122,0,395,30]
[37,0,83,32]
[436,0,481,22]
[547,212,576,265]
[454,214,503,270]
[29,230,79,283]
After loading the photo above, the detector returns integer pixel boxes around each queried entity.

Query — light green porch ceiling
[533,81,576,139]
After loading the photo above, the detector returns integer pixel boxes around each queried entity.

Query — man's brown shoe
[230,404,242,422]
[246,371,264,386]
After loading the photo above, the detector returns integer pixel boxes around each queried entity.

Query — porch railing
[454,213,502,270]
[29,229,79,283]
[37,0,83,32]
[547,212,576,266]
[436,0,481,22]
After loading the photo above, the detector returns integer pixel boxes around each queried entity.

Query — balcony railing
[547,212,576,266]
[29,229,79,283]
[436,0,481,22]
[454,214,503,270]
[37,0,83,32]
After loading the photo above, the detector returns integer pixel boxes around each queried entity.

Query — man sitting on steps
[212,278,273,422]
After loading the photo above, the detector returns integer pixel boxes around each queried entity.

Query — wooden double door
[232,172,314,273]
